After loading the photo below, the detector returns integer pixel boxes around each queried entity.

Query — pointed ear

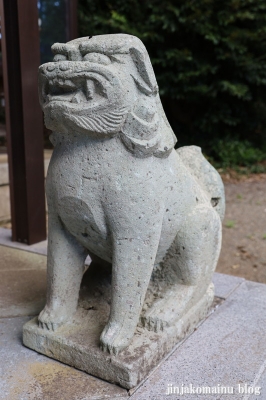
[121,96,159,157]
[121,95,177,158]
[121,38,177,157]
[129,46,158,96]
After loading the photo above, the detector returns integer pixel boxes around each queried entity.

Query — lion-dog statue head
[39,34,176,158]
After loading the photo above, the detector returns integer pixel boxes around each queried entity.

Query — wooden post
[66,0,78,42]
[0,0,46,244]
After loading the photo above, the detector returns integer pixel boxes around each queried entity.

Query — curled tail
[177,146,225,221]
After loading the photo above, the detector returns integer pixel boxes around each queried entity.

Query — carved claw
[141,316,167,332]
[38,319,61,332]
[100,341,121,356]
[38,305,69,332]
[38,321,44,330]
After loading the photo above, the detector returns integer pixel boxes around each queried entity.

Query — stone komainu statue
[38,34,225,355]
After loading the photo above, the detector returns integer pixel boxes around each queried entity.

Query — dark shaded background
[77,0,266,168]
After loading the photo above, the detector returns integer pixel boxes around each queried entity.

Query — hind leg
[176,204,221,285]
[173,204,221,314]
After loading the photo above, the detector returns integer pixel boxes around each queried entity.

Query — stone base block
[23,282,214,389]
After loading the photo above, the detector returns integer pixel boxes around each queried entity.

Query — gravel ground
[217,173,266,283]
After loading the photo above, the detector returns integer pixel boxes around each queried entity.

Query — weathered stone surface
[129,280,266,399]
[2,254,266,399]
[23,33,225,386]
[37,33,224,350]
[23,264,214,389]
[0,317,128,400]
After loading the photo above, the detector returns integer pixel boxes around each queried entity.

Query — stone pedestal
[23,264,214,389]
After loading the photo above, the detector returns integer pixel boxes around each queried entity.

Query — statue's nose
[59,62,71,71]
[47,64,56,72]
[39,63,57,74]
[39,62,72,75]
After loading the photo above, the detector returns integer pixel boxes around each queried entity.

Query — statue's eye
[83,52,111,65]
[53,54,67,62]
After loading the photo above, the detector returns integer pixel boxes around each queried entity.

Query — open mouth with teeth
[39,62,130,135]
[42,75,108,107]
[38,61,124,113]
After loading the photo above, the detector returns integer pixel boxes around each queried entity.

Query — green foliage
[211,138,266,167]
[225,220,235,228]
[78,0,266,164]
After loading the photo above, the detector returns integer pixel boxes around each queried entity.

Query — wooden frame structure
[0,0,77,244]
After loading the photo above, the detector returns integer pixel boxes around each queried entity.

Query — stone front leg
[100,236,161,355]
[38,213,88,331]
[100,199,164,355]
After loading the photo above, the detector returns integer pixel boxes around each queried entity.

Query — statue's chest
[49,143,101,188]
[47,145,111,259]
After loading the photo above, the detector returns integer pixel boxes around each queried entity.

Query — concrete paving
[0,228,48,255]
[0,246,47,318]
[130,280,266,399]
[0,317,128,400]
[0,239,266,399]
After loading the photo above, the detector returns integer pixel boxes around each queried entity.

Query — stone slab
[0,244,47,271]
[250,363,266,400]
[0,245,47,317]
[212,272,244,299]
[1,240,258,397]
[129,280,266,399]
[23,283,214,390]
[0,269,47,318]
[0,317,128,400]
[0,228,48,255]
[2,243,266,400]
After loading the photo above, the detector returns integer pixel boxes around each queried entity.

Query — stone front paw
[38,305,69,331]
[100,321,132,356]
